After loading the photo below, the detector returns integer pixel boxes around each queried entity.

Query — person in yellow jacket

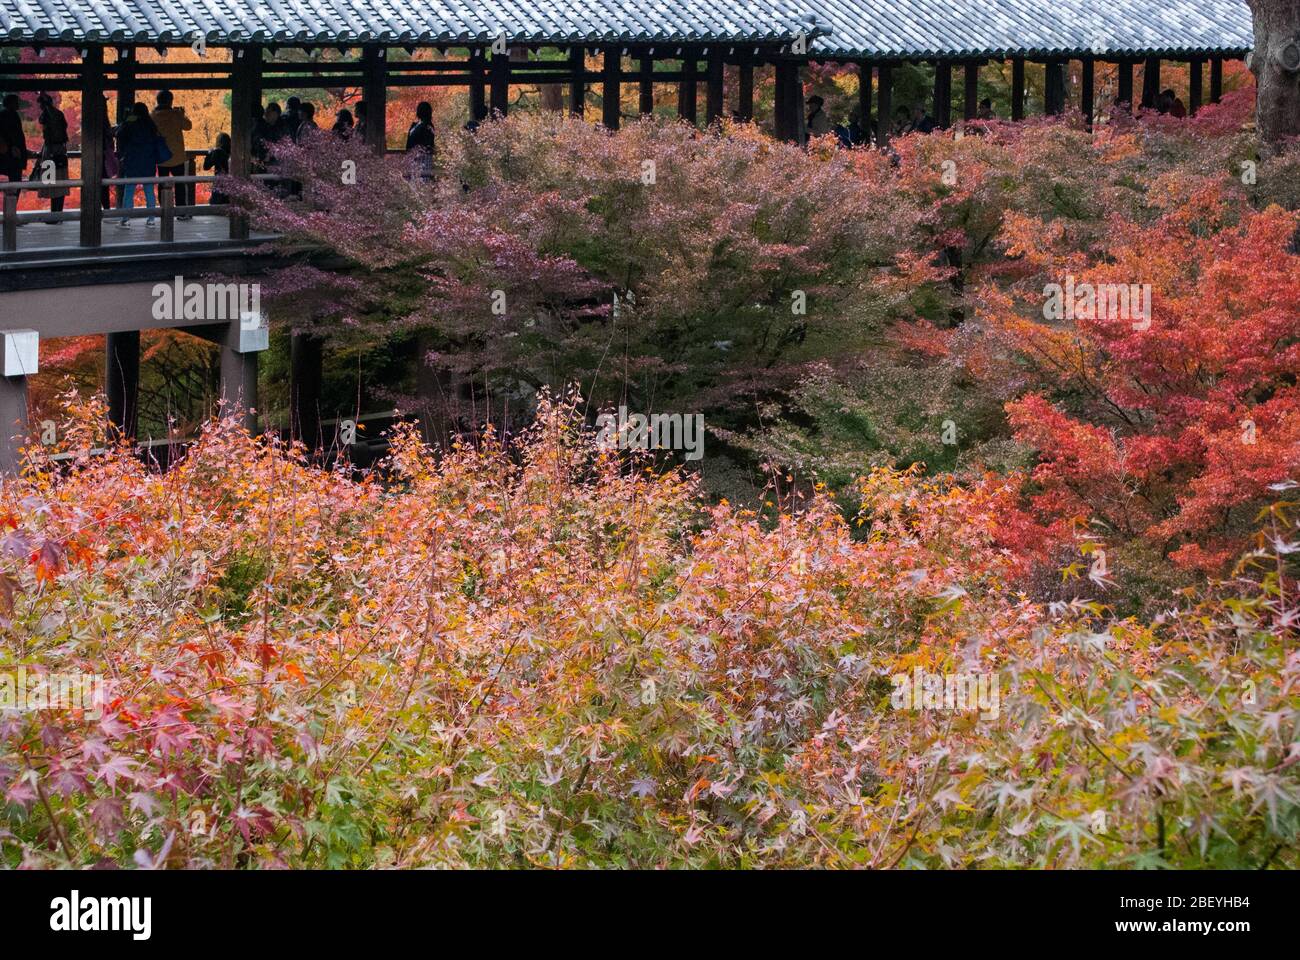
[151,90,193,217]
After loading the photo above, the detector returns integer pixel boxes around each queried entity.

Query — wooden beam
[963,61,978,120]
[228,45,260,241]
[1081,57,1095,128]
[469,49,487,121]
[105,330,139,441]
[639,54,654,115]
[933,61,951,128]
[1141,55,1159,109]
[79,46,104,249]
[1044,61,1065,115]
[1011,57,1025,121]
[490,49,509,116]
[602,47,621,128]
[361,47,387,151]
[1210,57,1223,103]
[876,62,893,145]
[678,52,698,125]
[1189,58,1203,115]
[568,47,585,116]
[706,48,724,124]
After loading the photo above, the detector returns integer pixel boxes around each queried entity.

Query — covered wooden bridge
[0,0,1253,469]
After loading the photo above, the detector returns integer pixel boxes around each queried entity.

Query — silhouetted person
[114,101,161,227]
[35,93,69,222]
[203,132,230,204]
[405,101,436,179]
[354,101,369,143]
[332,108,354,139]
[805,95,831,137]
[294,102,317,141]
[0,94,28,202]
[977,97,996,120]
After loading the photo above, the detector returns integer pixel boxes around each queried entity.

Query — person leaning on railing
[34,93,70,224]
[152,90,193,219]
[114,102,164,228]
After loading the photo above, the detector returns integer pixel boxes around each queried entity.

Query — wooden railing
[0,168,281,253]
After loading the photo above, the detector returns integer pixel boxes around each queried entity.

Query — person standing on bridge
[0,94,27,209]
[114,102,162,228]
[152,90,193,218]
[34,93,69,224]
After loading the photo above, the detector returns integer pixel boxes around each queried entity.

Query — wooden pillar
[105,330,139,441]
[1011,57,1025,121]
[568,47,585,116]
[601,48,621,129]
[1210,57,1223,103]
[469,49,487,121]
[1188,58,1203,115]
[115,47,136,124]
[362,47,387,150]
[963,61,979,120]
[290,332,323,450]
[490,50,509,116]
[933,62,952,127]
[229,45,261,240]
[876,62,893,145]
[705,48,724,124]
[219,323,261,434]
[858,62,872,136]
[1141,56,1159,109]
[1044,61,1067,115]
[678,51,698,125]
[79,46,104,249]
[1117,60,1134,110]
[1081,57,1095,128]
[0,331,35,474]
[639,54,654,115]
[737,55,754,122]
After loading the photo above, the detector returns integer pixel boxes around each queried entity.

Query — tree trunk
[1248,0,1300,147]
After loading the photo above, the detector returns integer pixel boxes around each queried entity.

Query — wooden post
[1117,60,1134,110]
[469,49,487,121]
[79,46,104,249]
[229,45,260,240]
[1011,57,1025,120]
[220,322,260,434]
[290,332,323,450]
[1210,57,1223,103]
[490,49,509,116]
[933,62,951,127]
[1189,58,1203,115]
[705,48,724,124]
[0,330,36,473]
[963,61,978,120]
[678,51,698,125]
[0,368,28,474]
[116,47,136,124]
[639,54,654,115]
[738,55,754,122]
[602,47,621,129]
[1141,55,1160,109]
[362,47,387,151]
[876,62,893,145]
[1044,61,1066,115]
[105,330,140,441]
[858,61,872,136]
[773,61,792,141]
[568,47,585,116]
[1081,57,1095,128]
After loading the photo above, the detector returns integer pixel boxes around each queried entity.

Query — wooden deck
[3,213,271,256]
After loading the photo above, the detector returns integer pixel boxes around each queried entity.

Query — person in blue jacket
[114,102,167,227]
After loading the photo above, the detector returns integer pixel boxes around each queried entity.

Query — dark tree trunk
[1248,0,1300,147]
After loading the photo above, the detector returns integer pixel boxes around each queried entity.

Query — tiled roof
[0,0,819,45]
[0,0,1254,58]
[806,0,1253,59]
